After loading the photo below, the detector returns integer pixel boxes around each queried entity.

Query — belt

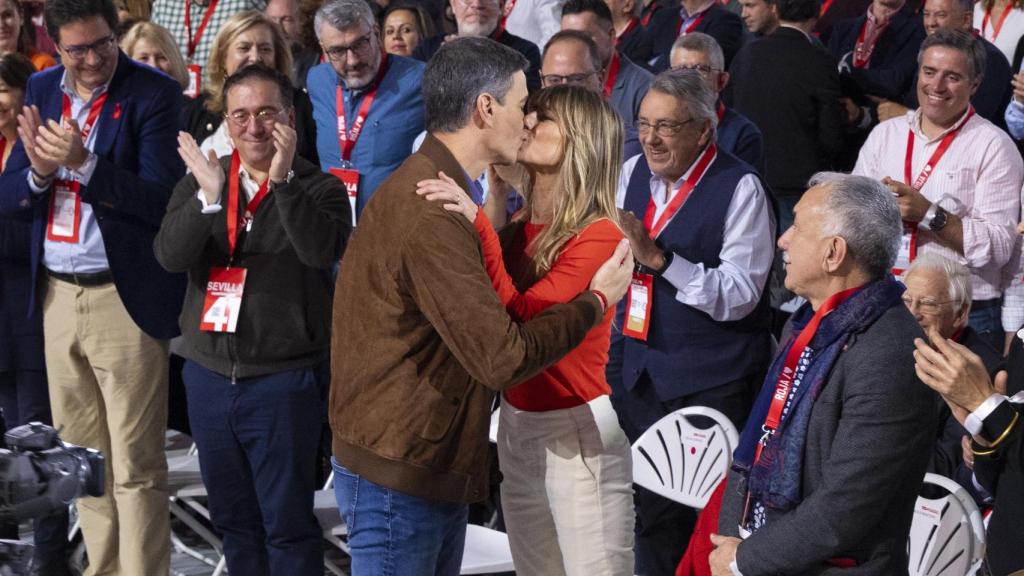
[46,268,114,287]
[971,298,1001,311]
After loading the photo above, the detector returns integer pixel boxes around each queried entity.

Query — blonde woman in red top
[417,85,634,576]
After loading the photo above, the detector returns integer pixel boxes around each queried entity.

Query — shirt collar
[680,0,715,20]
[59,61,116,104]
[910,105,974,142]
[647,142,715,196]
[867,0,904,26]
[779,23,813,41]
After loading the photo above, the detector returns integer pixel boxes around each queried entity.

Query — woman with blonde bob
[417,85,634,576]
[184,10,319,163]
[121,21,189,90]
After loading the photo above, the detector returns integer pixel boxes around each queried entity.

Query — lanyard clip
[759,425,773,446]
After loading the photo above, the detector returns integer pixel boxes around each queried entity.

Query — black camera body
[0,422,104,522]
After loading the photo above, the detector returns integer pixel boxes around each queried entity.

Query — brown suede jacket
[330,135,602,503]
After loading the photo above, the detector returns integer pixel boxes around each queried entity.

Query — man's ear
[476,92,496,128]
[717,70,730,93]
[823,235,849,273]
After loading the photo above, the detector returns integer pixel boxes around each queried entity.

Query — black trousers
[611,371,762,576]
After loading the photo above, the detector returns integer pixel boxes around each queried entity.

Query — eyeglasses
[60,35,116,61]
[540,71,600,87]
[321,33,375,62]
[671,63,719,77]
[225,107,285,128]
[901,295,957,315]
[636,117,696,137]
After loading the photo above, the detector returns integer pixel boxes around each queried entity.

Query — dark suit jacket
[719,304,938,575]
[647,3,744,72]
[828,4,926,102]
[725,27,843,195]
[617,18,655,64]
[413,30,542,92]
[0,52,186,340]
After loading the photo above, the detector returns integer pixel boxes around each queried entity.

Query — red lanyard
[0,137,6,172]
[335,58,388,162]
[641,3,656,26]
[498,0,516,36]
[677,12,705,36]
[226,151,270,260]
[716,101,725,122]
[643,144,716,239]
[753,284,862,463]
[852,18,886,68]
[604,52,621,99]
[62,92,108,144]
[982,4,1013,40]
[905,108,974,190]
[184,0,219,61]
[819,0,835,17]
[616,18,639,46]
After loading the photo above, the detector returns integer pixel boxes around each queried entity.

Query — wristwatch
[927,205,949,232]
[269,170,295,188]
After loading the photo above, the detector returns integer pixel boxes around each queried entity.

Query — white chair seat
[907,473,985,576]
[460,523,515,575]
[631,406,739,509]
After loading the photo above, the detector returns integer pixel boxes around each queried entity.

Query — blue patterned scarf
[733,276,905,512]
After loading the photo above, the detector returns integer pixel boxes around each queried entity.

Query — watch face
[932,208,948,230]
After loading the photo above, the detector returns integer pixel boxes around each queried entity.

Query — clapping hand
[177,131,224,205]
[268,123,296,184]
[17,105,61,180]
[913,326,999,422]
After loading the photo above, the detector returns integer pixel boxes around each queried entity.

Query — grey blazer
[719,304,938,575]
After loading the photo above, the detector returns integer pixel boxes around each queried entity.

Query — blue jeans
[968,301,1003,351]
[331,459,468,576]
[184,360,325,576]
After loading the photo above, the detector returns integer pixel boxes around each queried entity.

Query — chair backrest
[631,406,739,509]
[907,473,986,576]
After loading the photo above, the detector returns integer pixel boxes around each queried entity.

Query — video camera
[0,422,104,522]
[0,420,104,575]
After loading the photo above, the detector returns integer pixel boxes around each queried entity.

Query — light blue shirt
[1005,99,1024,140]
[308,55,425,222]
[30,69,110,274]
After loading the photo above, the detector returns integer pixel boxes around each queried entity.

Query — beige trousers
[42,278,170,576]
[497,394,635,576]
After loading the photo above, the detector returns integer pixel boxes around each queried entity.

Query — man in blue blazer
[0,0,185,572]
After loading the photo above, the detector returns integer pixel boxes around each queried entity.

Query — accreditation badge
[46,179,81,243]
[200,267,247,333]
[891,222,918,279]
[622,272,654,341]
[329,164,359,227]
[185,64,202,99]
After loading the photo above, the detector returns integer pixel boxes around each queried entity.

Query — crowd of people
[0,0,1022,574]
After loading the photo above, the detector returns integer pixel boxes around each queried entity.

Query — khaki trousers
[42,277,170,576]
[497,394,635,576]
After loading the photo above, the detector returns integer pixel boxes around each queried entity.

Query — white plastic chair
[631,406,739,509]
[907,473,986,576]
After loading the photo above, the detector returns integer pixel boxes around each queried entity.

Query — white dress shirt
[853,108,1023,301]
[617,151,775,322]
[29,69,112,274]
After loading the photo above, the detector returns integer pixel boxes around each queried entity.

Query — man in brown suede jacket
[329,37,634,575]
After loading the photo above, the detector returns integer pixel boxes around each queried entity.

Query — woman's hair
[382,4,435,41]
[115,0,150,21]
[1,0,36,57]
[120,21,189,89]
[0,52,36,92]
[521,85,623,274]
[205,10,293,114]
